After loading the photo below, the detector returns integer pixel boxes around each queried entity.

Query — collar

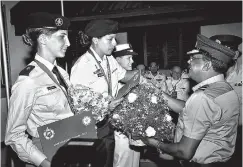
[149,71,159,76]
[192,74,225,92]
[35,54,57,71]
[90,47,107,62]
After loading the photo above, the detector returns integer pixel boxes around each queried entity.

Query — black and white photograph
[1,1,242,167]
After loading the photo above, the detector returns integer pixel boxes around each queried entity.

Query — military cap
[85,19,118,37]
[27,12,70,30]
[210,35,242,51]
[113,43,138,57]
[187,34,236,64]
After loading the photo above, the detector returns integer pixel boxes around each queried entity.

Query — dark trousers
[94,116,115,167]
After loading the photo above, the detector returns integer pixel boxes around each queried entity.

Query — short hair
[200,49,229,73]
[22,28,59,53]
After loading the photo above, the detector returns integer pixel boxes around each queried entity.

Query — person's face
[187,54,205,82]
[45,30,70,58]
[116,55,134,71]
[97,34,117,55]
[149,62,158,73]
[171,66,182,80]
[137,65,145,75]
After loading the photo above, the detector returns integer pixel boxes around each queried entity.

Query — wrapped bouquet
[68,84,112,122]
[110,82,175,143]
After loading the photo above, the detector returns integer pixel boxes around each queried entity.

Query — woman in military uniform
[5,12,73,167]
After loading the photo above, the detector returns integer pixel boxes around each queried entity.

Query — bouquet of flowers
[68,84,112,122]
[110,82,175,143]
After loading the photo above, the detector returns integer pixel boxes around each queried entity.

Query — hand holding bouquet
[110,82,175,144]
[68,84,113,122]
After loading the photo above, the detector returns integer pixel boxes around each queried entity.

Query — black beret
[27,12,70,30]
[210,35,242,51]
[113,43,138,58]
[187,34,236,64]
[85,19,118,37]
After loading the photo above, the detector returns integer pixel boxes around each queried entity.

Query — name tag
[97,73,104,77]
[47,86,57,91]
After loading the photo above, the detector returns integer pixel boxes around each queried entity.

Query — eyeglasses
[189,56,203,62]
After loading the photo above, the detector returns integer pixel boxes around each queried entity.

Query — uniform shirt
[166,77,190,101]
[175,74,240,164]
[5,54,73,166]
[226,64,242,125]
[70,47,126,97]
[144,71,167,90]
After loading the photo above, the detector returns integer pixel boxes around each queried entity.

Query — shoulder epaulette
[19,65,35,76]
[198,85,209,91]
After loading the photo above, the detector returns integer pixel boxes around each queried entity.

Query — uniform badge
[55,18,63,27]
[43,127,55,140]
[133,73,139,81]
[82,116,91,126]
[19,65,35,76]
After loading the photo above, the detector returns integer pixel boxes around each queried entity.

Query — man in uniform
[143,34,240,167]
[136,64,146,76]
[144,62,166,89]
[70,19,139,167]
[210,34,242,167]
[166,66,190,101]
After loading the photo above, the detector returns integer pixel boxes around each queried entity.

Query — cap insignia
[215,39,221,44]
[55,18,63,27]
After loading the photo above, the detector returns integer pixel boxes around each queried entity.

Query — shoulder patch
[19,65,35,76]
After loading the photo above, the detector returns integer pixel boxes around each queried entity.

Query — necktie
[52,66,68,91]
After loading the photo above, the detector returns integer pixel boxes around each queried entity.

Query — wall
[3,1,31,85]
[200,22,242,38]
[2,2,30,166]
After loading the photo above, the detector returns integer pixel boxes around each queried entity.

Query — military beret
[27,12,70,30]
[187,34,236,64]
[210,35,242,51]
[85,19,118,37]
[113,43,138,57]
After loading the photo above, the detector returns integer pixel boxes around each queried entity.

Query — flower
[112,114,120,120]
[151,95,157,104]
[68,84,112,122]
[127,93,137,103]
[165,114,172,122]
[82,116,91,126]
[145,126,156,137]
[110,83,175,142]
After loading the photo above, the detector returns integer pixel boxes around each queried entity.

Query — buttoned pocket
[34,85,64,112]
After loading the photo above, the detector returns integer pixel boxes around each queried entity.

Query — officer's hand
[108,98,124,112]
[141,137,158,147]
[39,159,50,167]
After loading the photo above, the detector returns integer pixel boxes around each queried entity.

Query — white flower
[165,114,172,122]
[151,95,157,104]
[112,114,120,120]
[127,93,138,103]
[145,126,156,137]
[82,116,91,126]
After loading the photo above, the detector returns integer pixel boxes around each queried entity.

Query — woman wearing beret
[5,12,73,167]
[70,19,140,167]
